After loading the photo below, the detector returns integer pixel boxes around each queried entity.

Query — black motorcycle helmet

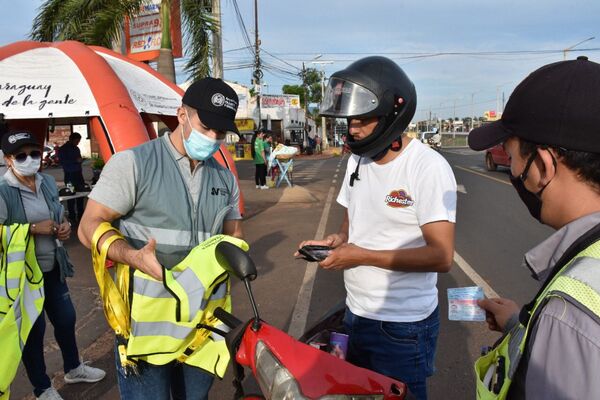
[319,56,417,159]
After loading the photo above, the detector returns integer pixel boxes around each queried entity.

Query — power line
[265,47,600,57]
[228,0,254,57]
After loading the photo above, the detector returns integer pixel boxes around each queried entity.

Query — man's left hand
[318,243,364,270]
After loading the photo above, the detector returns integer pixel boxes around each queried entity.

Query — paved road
[11,149,555,399]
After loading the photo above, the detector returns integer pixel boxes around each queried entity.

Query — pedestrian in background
[297,56,456,400]
[0,130,105,400]
[58,132,85,225]
[251,129,268,189]
[469,56,600,399]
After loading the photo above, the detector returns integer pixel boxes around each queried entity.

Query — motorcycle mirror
[216,241,257,281]
[216,241,262,331]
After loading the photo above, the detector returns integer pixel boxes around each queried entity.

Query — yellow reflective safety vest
[475,239,600,399]
[91,222,248,377]
[0,224,44,400]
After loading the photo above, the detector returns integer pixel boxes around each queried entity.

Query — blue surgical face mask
[182,110,224,161]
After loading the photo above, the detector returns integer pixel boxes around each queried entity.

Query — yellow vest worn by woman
[91,223,248,378]
[0,224,44,400]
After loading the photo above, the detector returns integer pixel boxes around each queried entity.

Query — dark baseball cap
[1,130,40,155]
[182,77,239,134]
[469,56,600,153]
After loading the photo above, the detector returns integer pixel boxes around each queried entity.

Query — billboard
[484,110,500,121]
[261,94,300,109]
[124,0,183,62]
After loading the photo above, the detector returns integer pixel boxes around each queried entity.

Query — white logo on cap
[211,93,225,107]
[8,133,31,144]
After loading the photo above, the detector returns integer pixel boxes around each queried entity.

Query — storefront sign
[261,94,300,109]
[235,118,255,132]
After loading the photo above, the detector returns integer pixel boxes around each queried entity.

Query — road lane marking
[457,184,467,194]
[288,185,336,338]
[454,165,510,186]
[453,251,500,299]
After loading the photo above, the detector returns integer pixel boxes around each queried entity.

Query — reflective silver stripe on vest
[6,278,20,290]
[171,268,204,316]
[22,286,41,336]
[507,324,526,377]
[5,225,11,245]
[563,256,600,293]
[133,276,173,299]
[120,220,193,247]
[131,320,192,340]
[7,251,25,264]
[11,293,24,350]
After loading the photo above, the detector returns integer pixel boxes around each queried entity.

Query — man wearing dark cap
[78,78,243,399]
[469,56,600,399]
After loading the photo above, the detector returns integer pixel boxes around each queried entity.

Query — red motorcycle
[213,242,409,399]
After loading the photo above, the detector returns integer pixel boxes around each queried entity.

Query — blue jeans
[22,267,80,397]
[115,349,214,400]
[343,306,440,400]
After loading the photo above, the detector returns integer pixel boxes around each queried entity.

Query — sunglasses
[14,150,42,163]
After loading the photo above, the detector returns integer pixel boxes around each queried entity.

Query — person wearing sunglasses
[0,130,105,400]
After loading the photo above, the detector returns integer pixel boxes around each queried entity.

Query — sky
[2,0,600,121]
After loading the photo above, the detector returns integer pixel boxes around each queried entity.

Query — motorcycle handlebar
[214,307,243,330]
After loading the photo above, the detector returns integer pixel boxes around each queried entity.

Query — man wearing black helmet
[469,57,600,399]
[297,56,457,399]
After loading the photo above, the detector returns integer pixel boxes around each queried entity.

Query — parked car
[485,144,510,171]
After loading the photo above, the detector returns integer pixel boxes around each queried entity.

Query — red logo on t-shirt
[385,189,414,208]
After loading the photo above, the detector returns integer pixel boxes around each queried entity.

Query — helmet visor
[319,77,379,117]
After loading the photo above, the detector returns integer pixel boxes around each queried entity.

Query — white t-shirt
[337,139,457,322]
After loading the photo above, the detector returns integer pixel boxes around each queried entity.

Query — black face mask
[509,150,555,223]
[509,175,543,221]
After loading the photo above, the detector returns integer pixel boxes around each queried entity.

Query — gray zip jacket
[505,212,600,400]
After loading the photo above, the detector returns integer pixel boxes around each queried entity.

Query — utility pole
[211,0,223,79]
[312,60,333,149]
[302,62,308,138]
[321,71,327,149]
[428,108,431,131]
[253,0,262,130]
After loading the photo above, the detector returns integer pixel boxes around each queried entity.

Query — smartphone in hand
[298,245,332,262]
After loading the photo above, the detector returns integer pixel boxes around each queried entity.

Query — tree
[303,67,323,105]
[282,67,322,111]
[30,0,217,82]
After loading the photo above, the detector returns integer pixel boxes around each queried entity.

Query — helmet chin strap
[347,115,403,187]
[368,115,403,161]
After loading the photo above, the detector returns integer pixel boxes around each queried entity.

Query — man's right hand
[130,238,164,281]
[478,298,519,332]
